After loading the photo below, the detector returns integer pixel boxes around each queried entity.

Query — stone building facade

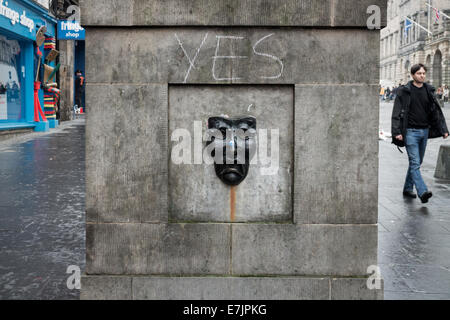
[381,0,450,88]
[80,0,387,300]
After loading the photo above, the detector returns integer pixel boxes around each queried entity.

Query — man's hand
[395,135,403,141]
[444,133,449,139]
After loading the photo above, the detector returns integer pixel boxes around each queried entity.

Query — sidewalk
[0,118,85,299]
[379,101,450,299]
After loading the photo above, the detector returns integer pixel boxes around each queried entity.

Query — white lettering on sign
[20,11,34,32]
[60,21,83,32]
[0,1,34,32]
[212,36,248,81]
[64,32,79,39]
[0,0,19,25]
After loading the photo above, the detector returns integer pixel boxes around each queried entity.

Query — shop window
[0,36,23,121]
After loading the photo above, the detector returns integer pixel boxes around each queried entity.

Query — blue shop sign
[0,0,36,38]
[57,20,84,40]
[0,0,56,40]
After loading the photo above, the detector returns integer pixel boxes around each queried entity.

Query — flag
[434,8,440,23]
[404,19,412,39]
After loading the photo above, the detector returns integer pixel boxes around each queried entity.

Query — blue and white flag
[404,19,412,39]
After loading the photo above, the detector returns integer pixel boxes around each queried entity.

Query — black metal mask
[206,116,257,186]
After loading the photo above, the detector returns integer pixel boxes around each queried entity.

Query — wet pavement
[379,101,450,300]
[0,102,449,299]
[0,118,85,300]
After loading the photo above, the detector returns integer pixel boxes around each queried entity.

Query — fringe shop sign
[0,0,34,33]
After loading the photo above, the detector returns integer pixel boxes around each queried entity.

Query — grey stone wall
[81,0,386,300]
[58,40,75,121]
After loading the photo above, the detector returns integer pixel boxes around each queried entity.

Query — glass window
[0,35,23,121]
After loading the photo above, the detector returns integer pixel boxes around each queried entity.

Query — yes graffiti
[175,33,284,83]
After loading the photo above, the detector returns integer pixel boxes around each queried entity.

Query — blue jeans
[403,128,429,196]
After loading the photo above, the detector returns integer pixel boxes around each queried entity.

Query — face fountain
[206,116,257,186]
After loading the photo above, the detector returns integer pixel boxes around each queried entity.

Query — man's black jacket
[391,80,449,139]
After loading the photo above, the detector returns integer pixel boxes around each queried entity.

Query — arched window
[425,54,431,68]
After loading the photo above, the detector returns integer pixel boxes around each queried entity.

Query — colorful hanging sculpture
[43,86,60,120]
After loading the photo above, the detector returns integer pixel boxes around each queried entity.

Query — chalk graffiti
[175,33,284,82]
[175,32,209,83]
[212,36,248,81]
[252,34,284,79]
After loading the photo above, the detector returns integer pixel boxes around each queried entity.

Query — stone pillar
[80,0,387,300]
[435,145,450,180]
[58,40,75,121]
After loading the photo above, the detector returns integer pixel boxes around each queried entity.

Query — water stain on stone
[230,186,236,222]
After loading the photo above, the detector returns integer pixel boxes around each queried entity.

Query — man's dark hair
[411,63,427,75]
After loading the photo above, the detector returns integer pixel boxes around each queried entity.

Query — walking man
[391,64,449,203]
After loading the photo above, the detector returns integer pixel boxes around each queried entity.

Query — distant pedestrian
[391,64,449,203]
[444,85,449,103]
[74,70,85,112]
[385,87,391,101]
[0,82,6,94]
[380,86,385,100]
[436,86,443,101]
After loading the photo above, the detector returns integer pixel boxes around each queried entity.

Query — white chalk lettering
[252,34,284,79]
[174,32,208,83]
[212,36,248,81]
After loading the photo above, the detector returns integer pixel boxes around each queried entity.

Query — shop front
[0,0,57,132]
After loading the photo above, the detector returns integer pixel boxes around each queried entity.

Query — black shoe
[419,191,432,203]
[403,191,417,198]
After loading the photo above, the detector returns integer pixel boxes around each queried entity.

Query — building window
[0,36,23,121]
[389,35,394,54]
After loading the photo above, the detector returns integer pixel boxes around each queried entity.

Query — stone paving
[0,101,449,299]
[0,118,85,300]
[378,100,450,300]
